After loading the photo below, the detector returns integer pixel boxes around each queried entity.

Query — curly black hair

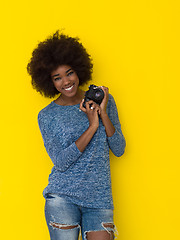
[27,30,93,98]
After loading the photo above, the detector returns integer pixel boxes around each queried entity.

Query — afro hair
[27,30,93,98]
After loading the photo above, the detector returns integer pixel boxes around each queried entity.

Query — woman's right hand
[79,99,100,130]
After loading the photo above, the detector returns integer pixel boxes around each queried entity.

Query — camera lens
[94,89,104,100]
[95,91,102,98]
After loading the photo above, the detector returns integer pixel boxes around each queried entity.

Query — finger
[99,87,109,100]
[86,101,91,110]
[95,106,101,115]
[86,100,95,110]
[79,106,86,113]
[100,85,108,89]
[90,102,99,110]
[79,99,86,112]
[87,100,95,106]
[99,86,109,92]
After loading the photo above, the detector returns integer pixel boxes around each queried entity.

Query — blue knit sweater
[38,94,126,209]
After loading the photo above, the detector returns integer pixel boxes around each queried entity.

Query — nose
[63,76,71,86]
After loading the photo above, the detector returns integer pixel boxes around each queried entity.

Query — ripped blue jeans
[45,193,115,240]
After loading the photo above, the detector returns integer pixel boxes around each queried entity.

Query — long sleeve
[38,112,82,172]
[106,94,126,157]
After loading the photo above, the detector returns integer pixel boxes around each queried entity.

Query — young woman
[27,31,126,240]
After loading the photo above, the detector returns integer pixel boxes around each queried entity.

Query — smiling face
[51,65,80,99]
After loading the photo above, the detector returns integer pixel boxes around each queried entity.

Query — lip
[63,83,75,91]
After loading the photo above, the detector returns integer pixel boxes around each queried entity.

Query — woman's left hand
[99,86,109,114]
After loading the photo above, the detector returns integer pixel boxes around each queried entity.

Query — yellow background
[0,0,179,239]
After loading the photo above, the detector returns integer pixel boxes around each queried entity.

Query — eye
[54,77,61,81]
[67,71,74,76]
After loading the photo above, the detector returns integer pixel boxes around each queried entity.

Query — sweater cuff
[107,128,126,157]
[71,142,83,158]
[107,128,119,145]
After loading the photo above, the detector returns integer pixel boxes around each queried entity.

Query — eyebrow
[52,68,72,78]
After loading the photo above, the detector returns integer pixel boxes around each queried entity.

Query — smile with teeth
[63,83,75,91]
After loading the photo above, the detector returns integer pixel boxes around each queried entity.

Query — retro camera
[83,85,104,108]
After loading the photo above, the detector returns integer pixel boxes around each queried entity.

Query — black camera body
[83,85,104,108]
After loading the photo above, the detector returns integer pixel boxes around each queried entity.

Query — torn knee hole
[49,221,79,229]
[102,222,115,238]
[85,229,115,240]
[102,223,115,229]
